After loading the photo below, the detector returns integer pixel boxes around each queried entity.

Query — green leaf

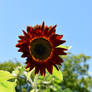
[52,66,63,83]
[56,88,63,92]
[27,68,35,80]
[63,88,72,92]
[56,45,72,49]
[0,81,16,92]
[0,70,14,82]
[30,89,39,92]
[14,66,25,75]
[30,89,34,92]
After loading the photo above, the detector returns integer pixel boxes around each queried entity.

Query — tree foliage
[61,53,91,92]
[0,61,21,73]
[0,53,91,92]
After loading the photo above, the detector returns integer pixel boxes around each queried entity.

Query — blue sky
[0,0,92,74]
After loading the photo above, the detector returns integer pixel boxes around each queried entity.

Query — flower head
[16,22,67,76]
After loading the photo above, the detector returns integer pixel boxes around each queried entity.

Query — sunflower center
[34,44,46,55]
[30,38,52,60]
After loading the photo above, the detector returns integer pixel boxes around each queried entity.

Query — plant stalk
[34,73,39,92]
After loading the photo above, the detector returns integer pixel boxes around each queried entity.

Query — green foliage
[52,66,63,82]
[10,66,72,92]
[0,60,21,73]
[37,66,63,92]
[0,70,14,82]
[0,70,16,92]
[14,66,31,92]
[0,81,16,92]
[61,53,91,92]
[0,53,91,92]
[85,76,92,91]
[63,88,72,92]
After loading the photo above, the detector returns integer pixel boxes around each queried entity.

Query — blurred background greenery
[0,53,91,92]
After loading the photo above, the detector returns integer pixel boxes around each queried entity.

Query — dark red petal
[17,40,23,43]
[49,26,52,30]
[18,45,29,54]
[43,26,48,35]
[40,64,46,76]
[18,35,30,43]
[30,26,33,32]
[53,55,64,65]
[23,30,31,39]
[50,34,63,40]
[27,26,33,33]
[29,64,35,71]
[53,40,66,47]
[46,64,53,74]
[16,42,24,47]
[35,65,40,74]
[55,48,67,55]
[27,26,34,37]
[27,60,36,71]
[27,26,31,33]
[42,21,45,30]
[48,24,57,36]
[26,63,30,69]
[33,25,41,31]
[21,52,30,58]
[18,35,25,39]
[56,35,63,40]
[23,30,28,36]
[21,54,26,58]
[35,29,43,36]
[50,34,65,47]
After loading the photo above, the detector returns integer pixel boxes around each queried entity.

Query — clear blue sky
[0,0,92,74]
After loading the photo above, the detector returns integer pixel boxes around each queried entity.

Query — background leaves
[0,81,16,92]
[0,53,91,92]
[0,70,14,82]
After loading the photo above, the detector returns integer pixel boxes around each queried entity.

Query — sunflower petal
[46,64,53,74]
[42,21,45,30]
[55,48,67,55]
[35,65,40,74]
[54,40,66,47]
[48,24,57,36]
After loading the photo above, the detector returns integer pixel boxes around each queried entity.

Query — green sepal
[56,45,72,49]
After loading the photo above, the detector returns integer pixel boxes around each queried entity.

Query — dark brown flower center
[34,44,46,55]
[30,38,52,60]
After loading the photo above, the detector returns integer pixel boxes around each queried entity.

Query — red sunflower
[16,22,67,76]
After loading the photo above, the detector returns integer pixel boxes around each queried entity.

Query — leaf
[30,89,34,92]
[52,66,63,83]
[12,66,26,77]
[56,45,72,49]
[0,81,16,92]
[0,70,14,82]
[56,88,63,92]
[30,89,39,92]
[27,68,35,80]
[63,88,72,92]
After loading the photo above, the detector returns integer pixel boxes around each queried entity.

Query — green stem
[34,73,39,92]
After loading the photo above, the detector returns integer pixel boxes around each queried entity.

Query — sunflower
[16,22,67,76]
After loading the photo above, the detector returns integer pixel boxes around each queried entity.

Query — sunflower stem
[34,73,39,92]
